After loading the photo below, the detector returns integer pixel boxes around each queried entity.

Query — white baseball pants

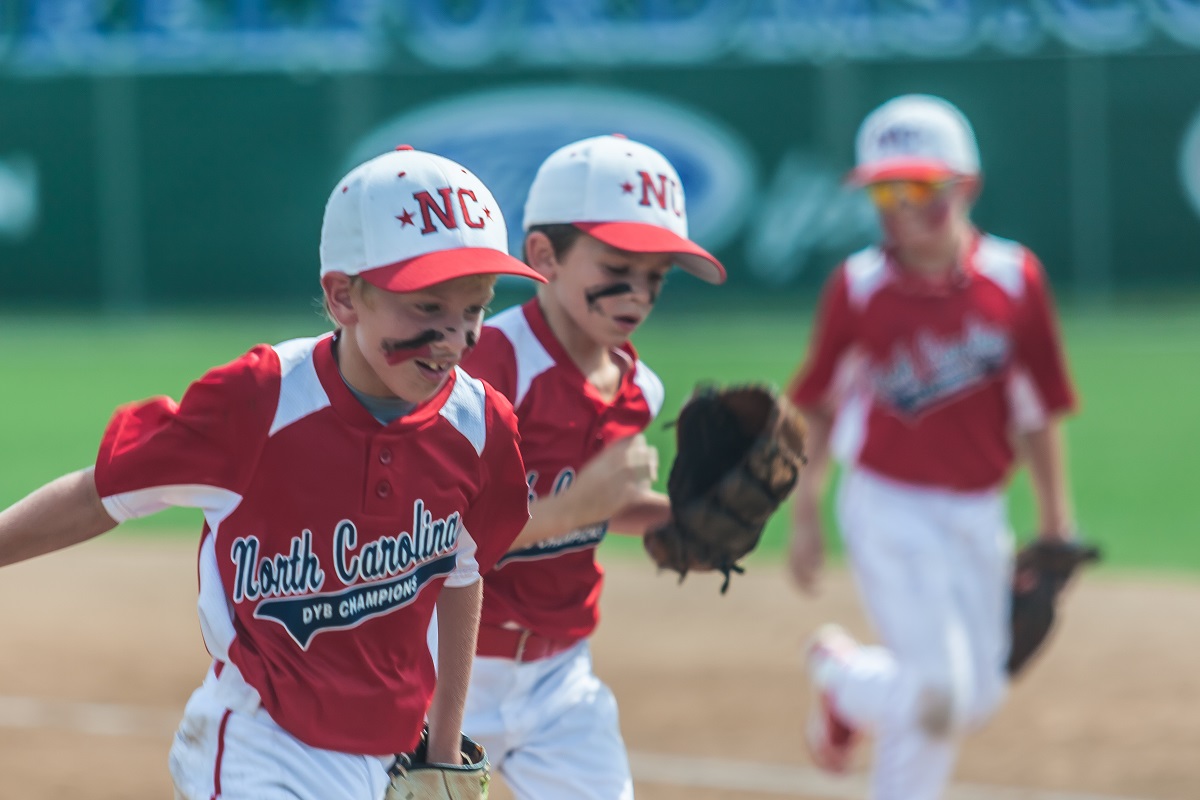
[830,468,1014,800]
[169,662,393,800]
[462,640,634,800]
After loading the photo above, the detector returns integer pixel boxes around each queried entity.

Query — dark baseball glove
[644,384,807,593]
[386,727,490,800]
[1007,537,1101,677]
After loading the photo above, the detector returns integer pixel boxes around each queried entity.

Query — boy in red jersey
[787,95,1080,800]
[0,146,545,799]
[457,134,726,799]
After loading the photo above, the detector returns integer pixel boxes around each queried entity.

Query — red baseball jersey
[790,234,1076,492]
[461,300,663,641]
[93,333,530,754]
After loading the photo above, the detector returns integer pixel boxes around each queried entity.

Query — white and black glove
[385,728,490,800]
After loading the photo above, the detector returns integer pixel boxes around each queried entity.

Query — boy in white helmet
[787,94,1080,799]
[458,134,726,799]
[0,146,545,799]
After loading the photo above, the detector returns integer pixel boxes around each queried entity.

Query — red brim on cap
[358,248,547,293]
[847,157,964,186]
[573,221,726,285]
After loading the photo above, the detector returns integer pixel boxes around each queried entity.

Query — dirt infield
[1,537,1196,800]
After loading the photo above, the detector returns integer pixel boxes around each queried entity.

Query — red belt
[476,626,578,663]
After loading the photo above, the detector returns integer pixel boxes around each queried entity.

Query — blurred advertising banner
[10,2,1200,73]
[1,2,1199,307]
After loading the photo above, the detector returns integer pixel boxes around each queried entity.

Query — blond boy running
[788,96,1079,800]
[0,146,544,799]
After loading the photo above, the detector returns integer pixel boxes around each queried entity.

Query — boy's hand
[568,434,659,528]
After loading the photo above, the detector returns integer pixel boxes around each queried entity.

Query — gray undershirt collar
[343,382,416,425]
[331,332,417,424]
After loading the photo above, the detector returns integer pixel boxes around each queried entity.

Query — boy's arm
[509,492,582,550]
[425,579,483,765]
[1012,256,1077,542]
[783,266,856,593]
[606,487,670,536]
[1018,418,1076,540]
[788,407,834,595]
[507,434,658,551]
[0,467,117,569]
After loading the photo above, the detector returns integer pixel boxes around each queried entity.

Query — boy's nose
[441,325,478,354]
[627,276,657,304]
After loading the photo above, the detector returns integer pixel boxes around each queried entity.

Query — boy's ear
[321,272,359,326]
[524,232,559,281]
[959,175,983,206]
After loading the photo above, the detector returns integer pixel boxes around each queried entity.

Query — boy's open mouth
[413,358,452,381]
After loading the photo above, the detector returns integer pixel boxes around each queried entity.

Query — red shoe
[803,624,860,773]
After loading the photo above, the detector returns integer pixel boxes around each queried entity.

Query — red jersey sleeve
[462,385,530,574]
[94,345,279,522]
[461,327,518,403]
[1013,255,1077,417]
[789,265,858,411]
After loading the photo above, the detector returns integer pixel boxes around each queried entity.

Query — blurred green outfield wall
[2,2,1200,309]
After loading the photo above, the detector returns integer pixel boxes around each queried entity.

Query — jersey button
[375,480,392,498]
[379,448,393,465]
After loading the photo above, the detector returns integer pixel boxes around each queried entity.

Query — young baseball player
[786,94,1079,799]
[0,146,546,799]
[454,133,726,799]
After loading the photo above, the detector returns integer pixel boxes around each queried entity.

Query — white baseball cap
[321,145,545,292]
[523,134,726,285]
[849,94,980,185]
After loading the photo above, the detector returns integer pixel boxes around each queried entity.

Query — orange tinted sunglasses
[865,180,955,211]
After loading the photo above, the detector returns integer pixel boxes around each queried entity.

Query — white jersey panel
[829,349,871,465]
[440,369,488,457]
[197,532,236,663]
[487,306,555,408]
[442,525,481,588]
[195,489,245,663]
[270,337,332,437]
[844,247,889,310]
[632,362,665,419]
[974,236,1026,299]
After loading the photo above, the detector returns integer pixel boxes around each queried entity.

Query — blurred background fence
[1,1,1200,311]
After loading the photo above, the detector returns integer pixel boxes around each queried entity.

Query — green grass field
[1,296,1197,574]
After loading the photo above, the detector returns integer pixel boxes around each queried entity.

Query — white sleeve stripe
[100,484,243,524]
[1007,367,1048,433]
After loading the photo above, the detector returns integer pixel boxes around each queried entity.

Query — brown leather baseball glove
[644,384,807,593]
[1007,537,1102,677]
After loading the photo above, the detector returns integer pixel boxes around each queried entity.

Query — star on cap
[620,181,634,194]
[396,209,415,227]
